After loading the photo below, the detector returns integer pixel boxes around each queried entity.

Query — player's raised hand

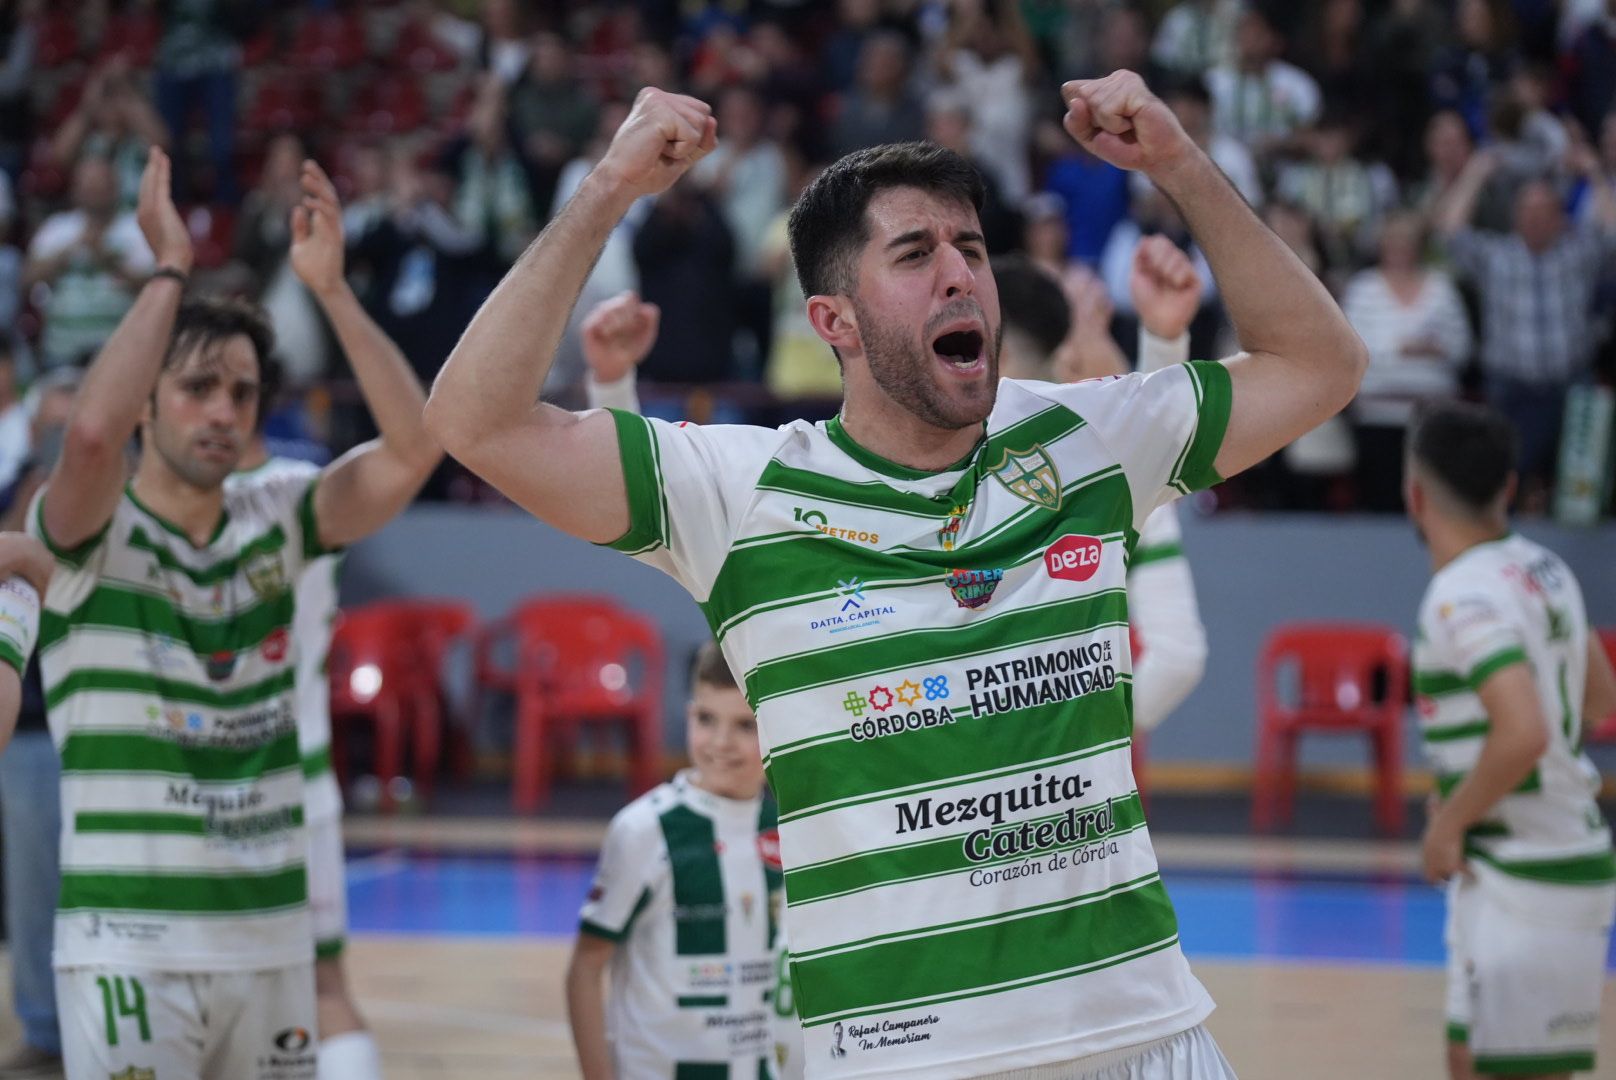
[597,88,717,199]
[290,159,346,298]
[1130,234,1201,341]
[1062,71,1196,177]
[582,291,661,384]
[136,147,192,273]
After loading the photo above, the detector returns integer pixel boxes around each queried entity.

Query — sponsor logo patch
[1045,534,1103,582]
[945,568,1003,610]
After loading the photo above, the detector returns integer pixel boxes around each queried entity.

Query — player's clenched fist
[598,88,718,199]
[1061,71,1196,177]
[1130,234,1201,341]
[582,291,661,384]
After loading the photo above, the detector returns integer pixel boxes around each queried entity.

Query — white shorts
[974,1025,1236,1080]
[307,812,349,959]
[57,963,317,1080]
[1445,864,1616,1075]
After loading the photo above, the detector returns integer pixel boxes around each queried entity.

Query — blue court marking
[345,849,1616,969]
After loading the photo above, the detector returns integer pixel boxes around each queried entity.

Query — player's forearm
[1128,562,1207,732]
[426,170,637,458]
[1438,722,1547,833]
[318,282,440,474]
[564,959,616,1080]
[0,668,19,757]
[1152,152,1364,400]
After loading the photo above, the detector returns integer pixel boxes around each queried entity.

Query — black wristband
[149,266,189,288]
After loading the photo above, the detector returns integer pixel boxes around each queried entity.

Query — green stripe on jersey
[46,666,295,712]
[41,583,294,665]
[673,1064,731,1080]
[792,873,1179,1024]
[1465,845,1616,885]
[0,638,23,675]
[1437,768,1540,799]
[605,409,667,554]
[74,806,304,837]
[1468,646,1527,688]
[1413,669,1468,697]
[786,792,1146,905]
[301,745,332,779]
[1423,719,1490,743]
[659,806,727,955]
[745,589,1128,707]
[125,523,289,587]
[1471,1051,1595,1075]
[1170,361,1232,494]
[61,730,299,781]
[59,864,306,915]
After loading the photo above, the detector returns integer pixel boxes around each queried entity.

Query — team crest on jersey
[938,505,968,551]
[111,1069,155,1080]
[990,444,1062,510]
[244,551,288,600]
[945,568,1004,610]
[757,828,782,870]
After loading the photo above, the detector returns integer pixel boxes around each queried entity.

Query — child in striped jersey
[566,643,784,1080]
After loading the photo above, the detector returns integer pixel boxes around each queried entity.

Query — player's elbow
[422,391,483,464]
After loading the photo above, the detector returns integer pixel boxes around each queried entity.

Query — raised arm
[1062,71,1367,481]
[1433,149,1498,239]
[41,148,191,550]
[423,89,716,544]
[290,161,441,549]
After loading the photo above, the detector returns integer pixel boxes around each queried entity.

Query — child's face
[686,683,765,800]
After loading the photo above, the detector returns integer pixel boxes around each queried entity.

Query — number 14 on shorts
[96,975,152,1046]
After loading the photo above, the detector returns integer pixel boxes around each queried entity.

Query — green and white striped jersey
[30,472,333,972]
[581,771,783,1078]
[605,362,1232,1078]
[227,458,343,822]
[1413,533,1614,885]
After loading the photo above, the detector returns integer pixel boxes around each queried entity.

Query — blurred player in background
[29,148,438,1080]
[565,642,782,1079]
[0,532,52,736]
[995,237,1208,737]
[1406,401,1616,1080]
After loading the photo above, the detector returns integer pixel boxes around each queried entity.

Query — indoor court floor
[2,820,1613,1079]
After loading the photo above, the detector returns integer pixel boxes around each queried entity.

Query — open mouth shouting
[931,321,987,378]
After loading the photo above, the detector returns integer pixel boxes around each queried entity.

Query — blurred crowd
[0,0,1613,512]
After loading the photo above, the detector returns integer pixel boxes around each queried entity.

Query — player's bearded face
[853,293,1001,430]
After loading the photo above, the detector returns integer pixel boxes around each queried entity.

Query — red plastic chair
[328,599,476,809]
[1252,623,1409,836]
[476,596,665,812]
[1586,629,1616,743]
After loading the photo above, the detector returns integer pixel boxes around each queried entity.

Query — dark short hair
[787,141,985,299]
[1407,401,1517,512]
[164,296,276,378]
[1164,74,1212,109]
[991,255,1069,362]
[691,641,738,692]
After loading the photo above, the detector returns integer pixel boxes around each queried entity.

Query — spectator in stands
[933,0,1039,203]
[633,180,735,387]
[1561,0,1615,137]
[691,83,787,376]
[1277,113,1398,270]
[348,149,482,385]
[924,92,1019,254]
[22,156,153,369]
[507,30,600,226]
[1296,0,1372,109]
[1152,0,1242,77]
[744,20,825,163]
[1164,76,1263,208]
[50,57,170,210]
[0,342,27,494]
[1022,192,1074,284]
[1360,0,1448,179]
[232,132,331,387]
[1205,7,1322,156]
[340,140,392,242]
[0,0,37,184]
[1038,119,1128,266]
[760,162,840,403]
[822,0,887,95]
[417,0,531,83]
[1572,110,1616,226]
[1429,0,1517,140]
[1100,178,1219,358]
[154,0,254,203]
[1410,107,1505,229]
[830,31,925,158]
[1437,150,1616,496]
[443,76,539,268]
[1341,212,1472,512]
[0,173,21,370]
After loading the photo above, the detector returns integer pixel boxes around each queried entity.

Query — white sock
[319,1030,383,1080]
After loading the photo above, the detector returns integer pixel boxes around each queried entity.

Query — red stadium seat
[291,12,367,72]
[185,204,237,270]
[329,599,476,810]
[476,595,664,812]
[1586,629,1616,742]
[242,75,325,136]
[348,73,427,135]
[95,10,161,67]
[1252,623,1409,837]
[390,18,460,74]
[35,12,79,67]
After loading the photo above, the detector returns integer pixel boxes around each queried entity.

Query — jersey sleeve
[1425,578,1529,690]
[1128,505,1207,732]
[579,806,660,942]
[27,485,112,573]
[232,464,334,575]
[604,411,785,599]
[1037,360,1232,530]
